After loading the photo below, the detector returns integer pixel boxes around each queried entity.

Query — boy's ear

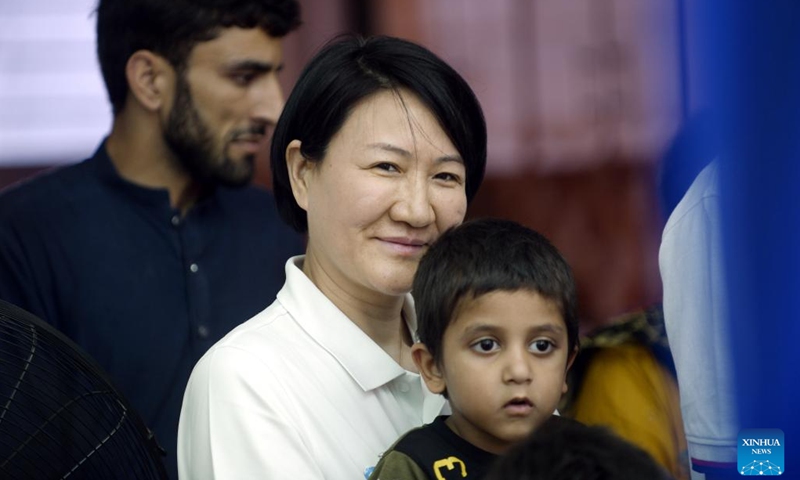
[285,139,311,212]
[412,343,446,394]
[125,50,174,112]
[562,345,579,394]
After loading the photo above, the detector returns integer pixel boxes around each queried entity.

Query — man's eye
[232,73,255,85]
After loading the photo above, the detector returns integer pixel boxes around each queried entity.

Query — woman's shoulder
[204,300,308,365]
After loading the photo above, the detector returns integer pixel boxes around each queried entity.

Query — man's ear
[285,139,312,211]
[412,343,446,394]
[562,345,579,394]
[125,50,174,112]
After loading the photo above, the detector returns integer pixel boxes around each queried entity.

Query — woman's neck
[301,256,417,371]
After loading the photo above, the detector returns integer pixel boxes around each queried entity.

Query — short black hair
[413,218,578,364]
[484,417,670,480]
[270,35,487,233]
[96,0,301,115]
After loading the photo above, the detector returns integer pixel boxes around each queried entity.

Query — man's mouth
[229,132,267,155]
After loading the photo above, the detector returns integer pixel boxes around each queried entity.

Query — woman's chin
[368,264,416,298]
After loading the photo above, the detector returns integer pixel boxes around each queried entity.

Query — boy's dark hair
[270,35,487,233]
[413,218,578,363]
[96,0,302,115]
[484,417,670,480]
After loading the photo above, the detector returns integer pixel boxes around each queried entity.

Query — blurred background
[0,0,708,332]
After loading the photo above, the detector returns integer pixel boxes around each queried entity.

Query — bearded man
[0,1,304,478]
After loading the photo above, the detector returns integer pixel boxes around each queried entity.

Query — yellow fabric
[568,343,689,480]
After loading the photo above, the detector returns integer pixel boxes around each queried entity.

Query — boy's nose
[502,349,533,384]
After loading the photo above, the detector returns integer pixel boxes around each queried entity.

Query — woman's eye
[434,172,462,183]
[530,339,554,354]
[471,338,499,353]
[373,162,399,172]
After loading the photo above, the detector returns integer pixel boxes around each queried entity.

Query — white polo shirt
[660,162,738,476]
[178,256,447,479]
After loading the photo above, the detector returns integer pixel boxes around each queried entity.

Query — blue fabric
[686,0,800,467]
[0,142,305,478]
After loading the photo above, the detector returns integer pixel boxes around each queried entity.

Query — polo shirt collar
[278,256,416,392]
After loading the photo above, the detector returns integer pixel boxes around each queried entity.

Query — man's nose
[251,76,284,125]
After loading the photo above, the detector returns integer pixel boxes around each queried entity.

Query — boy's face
[413,289,576,455]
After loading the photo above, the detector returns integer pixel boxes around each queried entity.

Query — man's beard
[163,74,258,188]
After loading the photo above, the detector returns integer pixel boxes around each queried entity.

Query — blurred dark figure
[484,416,671,480]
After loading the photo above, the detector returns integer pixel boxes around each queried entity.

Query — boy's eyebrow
[461,323,566,337]
[367,142,464,164]
[528,324,566,335]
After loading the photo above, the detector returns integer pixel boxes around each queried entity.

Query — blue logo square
[738,429,784,476]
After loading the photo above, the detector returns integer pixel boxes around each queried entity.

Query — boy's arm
[368,450,430,480]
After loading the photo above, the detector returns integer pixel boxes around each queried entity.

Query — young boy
[368,218,580,480]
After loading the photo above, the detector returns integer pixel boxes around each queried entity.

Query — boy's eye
[470,338,499,353]
[530,339,554,354]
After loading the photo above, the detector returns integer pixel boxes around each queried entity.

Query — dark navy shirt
[0,143,305,478]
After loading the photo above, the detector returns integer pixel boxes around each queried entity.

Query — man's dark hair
[96,0,301,115]
[484,417,670,480]
[270,35,487,233]
[413,218,578,364]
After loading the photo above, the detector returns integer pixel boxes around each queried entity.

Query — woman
[178,35,486,479]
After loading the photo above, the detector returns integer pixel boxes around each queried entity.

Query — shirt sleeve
[368,450,430,480]
[659,163,738,465]
[177,345,325,479]
[0,215,54,323]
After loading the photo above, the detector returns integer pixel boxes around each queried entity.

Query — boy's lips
[503,397,533,416]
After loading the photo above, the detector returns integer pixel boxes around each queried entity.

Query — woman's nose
[389,176,435,227]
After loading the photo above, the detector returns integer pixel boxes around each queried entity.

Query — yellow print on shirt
[433,456,467,479]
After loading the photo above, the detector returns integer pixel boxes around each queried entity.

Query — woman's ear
[412,343,446,394]
[285,139,311,211]
[125,50,174,112]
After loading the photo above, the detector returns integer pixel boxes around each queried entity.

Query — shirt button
[189,263,199,273]
[399,383,410,393]
[197,325,209,338]
[171,215,180,226]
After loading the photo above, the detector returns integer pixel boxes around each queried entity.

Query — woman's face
[290,89,468,302]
